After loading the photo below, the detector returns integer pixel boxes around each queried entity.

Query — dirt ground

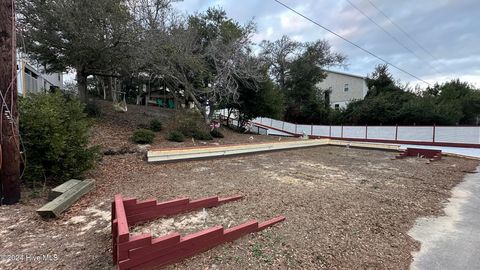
[89,100,295,152]
[0,102,478,270]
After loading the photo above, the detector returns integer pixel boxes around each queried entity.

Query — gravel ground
[1,101,478,269]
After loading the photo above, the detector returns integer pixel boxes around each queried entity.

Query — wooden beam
[48,179,81,200]
[114,194,130,243]
[37,179,95,218]
[112,194,284,269]
[117,217,285,269]
[147,140,330,163]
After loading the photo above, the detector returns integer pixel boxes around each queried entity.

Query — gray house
[16,51,64,96]
[317,70,368,109]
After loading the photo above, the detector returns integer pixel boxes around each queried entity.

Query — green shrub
[149,119,163,132]
[131,129,155,144]
[19,92,100,185]
[173,110,207,137]
[84,101,102,117]
[210,129,224,138]
[193,130,213,140]
[167,131,185,142]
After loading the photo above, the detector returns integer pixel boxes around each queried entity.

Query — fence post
[295,123,297,134]
[341,125,344,138]
[329,125,332,137]
[270,118,273,127]
[282,121,285,131]
[311,124,313,136]
[432,124,436,143]
[395,124,398,141]
[365,125,368,139]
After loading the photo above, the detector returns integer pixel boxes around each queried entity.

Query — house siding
[16,52,63,95]
[317,70,368,108]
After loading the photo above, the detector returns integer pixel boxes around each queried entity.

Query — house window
[334,104,340,109]
[344,83,349,91]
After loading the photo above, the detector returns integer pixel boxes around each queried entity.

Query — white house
[16,52,64,96]
[317,70,368,109]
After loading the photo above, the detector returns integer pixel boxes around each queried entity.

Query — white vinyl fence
[225,118,268,135]
[253,117,480,147]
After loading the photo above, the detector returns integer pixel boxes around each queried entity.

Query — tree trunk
[279,67,286,92]
[112,77,117,102]
[100,77,106,100]
[227,108,233,126]
[77,71,88,103]
[136,94,141,105]
[207,102,216,120]
[105,77,112,101]
[111,77,116,101]
[186,90,209,123]
[0,0,21,204]
[94,76,100,97]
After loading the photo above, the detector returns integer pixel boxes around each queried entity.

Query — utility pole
[0,0,21,205]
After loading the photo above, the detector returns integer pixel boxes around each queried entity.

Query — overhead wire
[366,0,439,61]
[345,0,442,77]
[272,0,432,85]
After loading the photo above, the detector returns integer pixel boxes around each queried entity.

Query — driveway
[409,166,480,270]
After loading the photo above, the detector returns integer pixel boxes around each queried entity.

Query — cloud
[173,0,480,87]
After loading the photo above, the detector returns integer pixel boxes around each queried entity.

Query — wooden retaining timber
[112,194,285,269]
[147,139,402,163]
[48,179,81,200]
[147,139,330,162]
[147,140,326,162]
[37,179,95,218]
[327,140,401,151]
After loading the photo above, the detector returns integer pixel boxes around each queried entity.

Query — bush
[131,129,155,144]
[173,110,207,137]
[193,130,213,140]
[167,131,185,142]
[149,119,163,132]
[19,92,100,185]
[84,100,102,117]
[210,129,224,138]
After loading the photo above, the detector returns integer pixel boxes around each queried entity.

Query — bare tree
[136,7,263,123]
[259,35,302,92]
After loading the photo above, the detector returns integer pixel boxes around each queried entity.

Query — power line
[345,0,442,76]
[272,0,431,85]
[366,0,438,61]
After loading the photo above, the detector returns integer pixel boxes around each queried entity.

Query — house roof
[324,70,366,80]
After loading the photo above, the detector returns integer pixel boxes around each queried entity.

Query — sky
[172,0,480,89]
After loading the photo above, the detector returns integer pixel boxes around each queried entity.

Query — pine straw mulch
[89,100,297,154]
[1,144,477,269]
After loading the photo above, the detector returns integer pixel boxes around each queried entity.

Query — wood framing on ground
[147,139,402,163]
[112,194,285,269]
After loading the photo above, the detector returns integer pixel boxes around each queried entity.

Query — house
[16,52,64,96]
[317,70,368,109]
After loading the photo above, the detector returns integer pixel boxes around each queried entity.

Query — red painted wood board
[112,194,284,269]
[114,195,130,243]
